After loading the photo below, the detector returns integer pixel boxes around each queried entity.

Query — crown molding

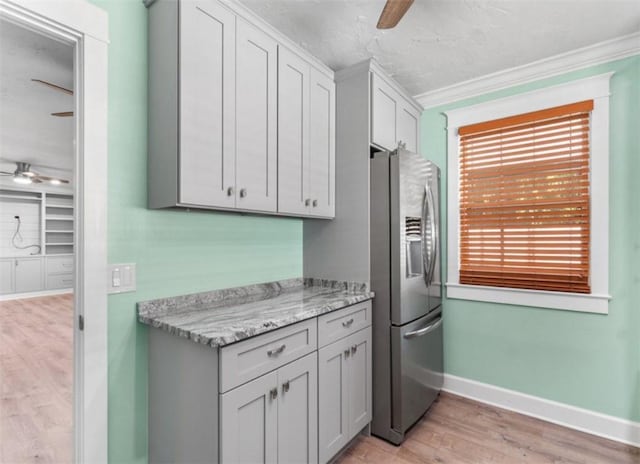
[414,32,640,109]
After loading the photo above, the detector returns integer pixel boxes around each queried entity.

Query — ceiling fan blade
[31,79,74,95]
[0,171,14,175]
[35,175,70,184]
[377,0,414,29]
[51,111,74,117]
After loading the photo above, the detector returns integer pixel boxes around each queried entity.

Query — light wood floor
[339,393,640,464]
[1,294,73,464]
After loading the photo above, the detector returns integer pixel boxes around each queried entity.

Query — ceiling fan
[0,162,70,185]
[31,78,74,117]
[377,0,414,29]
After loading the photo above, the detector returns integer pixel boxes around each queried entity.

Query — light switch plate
[108,263,137,294]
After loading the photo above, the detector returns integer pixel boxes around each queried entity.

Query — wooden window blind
[458,100,593,294]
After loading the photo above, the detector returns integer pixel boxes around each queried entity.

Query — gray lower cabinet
[220,371,278,463]
[221,352,318,464]
[318,328,372,464]
[148,301,371,464]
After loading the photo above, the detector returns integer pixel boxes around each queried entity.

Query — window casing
[445,74,612,313]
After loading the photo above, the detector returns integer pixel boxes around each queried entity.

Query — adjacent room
[0,19,75,463]
[0,1,638,463]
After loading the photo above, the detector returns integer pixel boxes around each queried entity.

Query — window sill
[446,283,610,314]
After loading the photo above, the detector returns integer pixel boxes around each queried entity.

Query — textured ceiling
[239,0,640,96]
[0,19,74,180]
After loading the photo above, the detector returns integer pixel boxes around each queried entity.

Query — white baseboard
[0,288,72,301]
[443,374,640,448]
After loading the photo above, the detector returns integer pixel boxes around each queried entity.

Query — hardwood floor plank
[338,393,639,464]
[1,294,73,464]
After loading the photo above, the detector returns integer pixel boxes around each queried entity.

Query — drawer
[46,256,74,275]
[46,273,74,290]
[219,318,317,393]
[317,300,372,348]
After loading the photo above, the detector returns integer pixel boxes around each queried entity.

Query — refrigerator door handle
[423,185,437,285]
[403,317,443,339]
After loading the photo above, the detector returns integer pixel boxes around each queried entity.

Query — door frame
[0,1,109,462]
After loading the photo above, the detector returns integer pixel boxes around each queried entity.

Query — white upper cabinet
[236,18,278,212]
[278,47,310,216]
[371,73,398,151]
[278,49,336,219]
[397,104,420,153]
[370,69,421,153]
[179,0,236,208]
[147,0,335,219]
[308,69,336,218]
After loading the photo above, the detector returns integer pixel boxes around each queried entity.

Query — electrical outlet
[108,263,136,294]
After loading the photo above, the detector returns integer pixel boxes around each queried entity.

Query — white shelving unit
[0,188,74,297]
[44,193,74,255]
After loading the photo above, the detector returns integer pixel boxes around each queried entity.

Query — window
[445,74,612,313]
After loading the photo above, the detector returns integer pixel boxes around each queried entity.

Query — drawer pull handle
[282,380,290,393]
[351,345,357,354]
[270,387,278,400]
[267,344,286,357]
[342,318,354,328]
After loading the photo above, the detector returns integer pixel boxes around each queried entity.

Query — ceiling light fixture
[13,174,32,185]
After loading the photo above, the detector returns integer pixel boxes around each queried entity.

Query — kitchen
[0,0,638,463]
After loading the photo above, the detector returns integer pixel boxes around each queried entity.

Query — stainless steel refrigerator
[369,147,443,445]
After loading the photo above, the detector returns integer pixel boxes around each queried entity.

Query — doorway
[0,18,76,463]
[0,1,108,462]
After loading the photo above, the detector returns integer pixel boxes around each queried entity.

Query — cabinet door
[15,257,43,293]
[278,46,310,215]
[371,73,398,151]
[236,19,278,212]
[347,329,372,438]
[318,337,349,464]
[220,371,278,464]
[0,259,14,294]
[397,104,420,154]
[308,68,335,218]
[277,352,318,464]
[179,0,236,208]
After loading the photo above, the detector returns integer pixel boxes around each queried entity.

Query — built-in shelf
[44,193,74,255]
[0,194,42,201]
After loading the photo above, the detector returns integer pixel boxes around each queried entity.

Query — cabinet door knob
[312,199,318,207]
[351,345,357,354]
[239,188,247,198]
[226,186,234,197]
[270,387,278,400]
[282,380,290,393]
[344,349,350,358]
[305,198,310,206]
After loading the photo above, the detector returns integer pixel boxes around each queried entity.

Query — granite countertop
[137,278,374,348]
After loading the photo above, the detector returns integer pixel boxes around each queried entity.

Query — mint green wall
[90,1,302,462]
[422,55,640,422]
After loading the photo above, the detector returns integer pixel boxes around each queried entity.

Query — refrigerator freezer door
[391,309,443,435]
[390,150,430,326]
